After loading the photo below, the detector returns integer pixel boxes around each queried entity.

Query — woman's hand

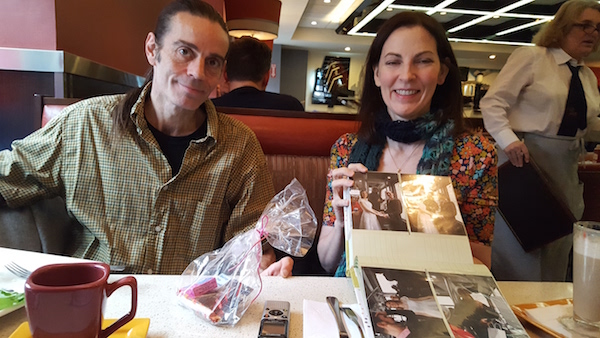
[330,163,368,225]
[470,241,491,269]
[504,140,529,167]
[318,163,368,273]
[260,244,293,277]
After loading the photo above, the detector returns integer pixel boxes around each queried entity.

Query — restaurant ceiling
[336,0,567,46]
[275,0,600,67]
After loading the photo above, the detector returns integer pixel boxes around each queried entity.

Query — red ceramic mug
[24,262,137,338]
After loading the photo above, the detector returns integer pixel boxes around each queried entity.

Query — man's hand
[260,244,293,277]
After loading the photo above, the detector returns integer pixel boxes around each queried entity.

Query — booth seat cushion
[0,197,81,254]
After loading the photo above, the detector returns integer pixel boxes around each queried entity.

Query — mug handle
[99,276,138,338]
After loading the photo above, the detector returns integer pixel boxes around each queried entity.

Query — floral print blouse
[322,132,498,245]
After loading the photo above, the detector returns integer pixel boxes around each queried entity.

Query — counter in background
[0,47,145,150]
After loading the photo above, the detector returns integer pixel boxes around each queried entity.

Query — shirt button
[154,225,161,233]
[147,269,153,274]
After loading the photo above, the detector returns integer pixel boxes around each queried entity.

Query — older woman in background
[481,0,600,281]
[317,11,497,276]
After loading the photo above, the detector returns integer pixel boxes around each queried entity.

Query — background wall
[280,48,308,106]
[0,0,57,50]
[0,0,225,76]
[266,44,282,94]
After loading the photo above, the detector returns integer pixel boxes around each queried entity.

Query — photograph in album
[349,172,466,235]
[350,172,407,231]
[362,267,529,338]
[343,172,529,338]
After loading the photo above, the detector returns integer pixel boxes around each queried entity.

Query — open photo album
[344,172,529,338]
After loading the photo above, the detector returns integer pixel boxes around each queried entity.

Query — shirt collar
[131,81,219,143]
[203,98,219,143]
[550,47,585,66]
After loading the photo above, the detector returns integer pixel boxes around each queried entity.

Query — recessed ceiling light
[311,21,317,25]
[324,0,331,3]
[345,46,351,51]
[386,7,393,11]
[489,54,497,59]
[440,11,447,15]
[493,15,500,19]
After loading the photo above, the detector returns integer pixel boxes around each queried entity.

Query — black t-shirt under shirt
[146,119,207,175]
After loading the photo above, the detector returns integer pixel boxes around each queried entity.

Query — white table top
[0,247,356,338]
[0,247,573,337]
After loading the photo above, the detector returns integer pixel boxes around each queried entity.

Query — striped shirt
[0,84,275,274]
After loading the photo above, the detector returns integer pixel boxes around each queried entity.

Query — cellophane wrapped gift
[176,178,317,326]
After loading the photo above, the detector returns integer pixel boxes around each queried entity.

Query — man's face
[145,12,229,112]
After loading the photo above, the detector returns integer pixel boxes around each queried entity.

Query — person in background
[384,190,407,231]
[317,11,497,276]
[0,0,292,277]
[211,36,304,111]
[480,0,600,281]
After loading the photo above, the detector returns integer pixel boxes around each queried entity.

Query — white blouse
[480,46,600,150]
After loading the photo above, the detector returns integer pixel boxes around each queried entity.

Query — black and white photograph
[362,267,451,337]
[429,272,529,338]
[351,172,408,231]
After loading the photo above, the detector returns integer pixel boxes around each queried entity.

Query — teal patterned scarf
[334,109,455,277]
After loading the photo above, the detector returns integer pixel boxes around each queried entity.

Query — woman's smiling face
[374,25,448,121]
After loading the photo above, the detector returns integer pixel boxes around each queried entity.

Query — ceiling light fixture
[489,54,497,59]
[387,4,553,20]
[324,0,331,3]
[311,21,318,25]
[495,18,551,36]
[386,7,393,12]
[426,0,457,16]
[440,12,447,15]
[328,0,364,24]
[448,37,533,46]
[345,46,351,51]
[448,0,534,33]
[225,0,282,40]
[348,0,395,34]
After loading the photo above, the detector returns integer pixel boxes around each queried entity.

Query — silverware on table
[326,296,349,338]
[4,261,30,279]
[4,261,128,279]
[341,306,365,338]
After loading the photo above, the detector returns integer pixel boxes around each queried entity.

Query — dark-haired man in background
[212,36,304,111]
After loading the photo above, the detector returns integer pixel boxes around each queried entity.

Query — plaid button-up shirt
[0,84,274,274]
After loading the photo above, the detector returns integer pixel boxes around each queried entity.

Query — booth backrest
[218,107,360,228]
[36,95,81,128]
[35,100,360,227]
[4,98,360,275]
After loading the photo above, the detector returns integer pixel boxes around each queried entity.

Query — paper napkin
[303,299,365,338]
[525,304,573,337]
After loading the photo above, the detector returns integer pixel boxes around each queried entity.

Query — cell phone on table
[258,300,290,338]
